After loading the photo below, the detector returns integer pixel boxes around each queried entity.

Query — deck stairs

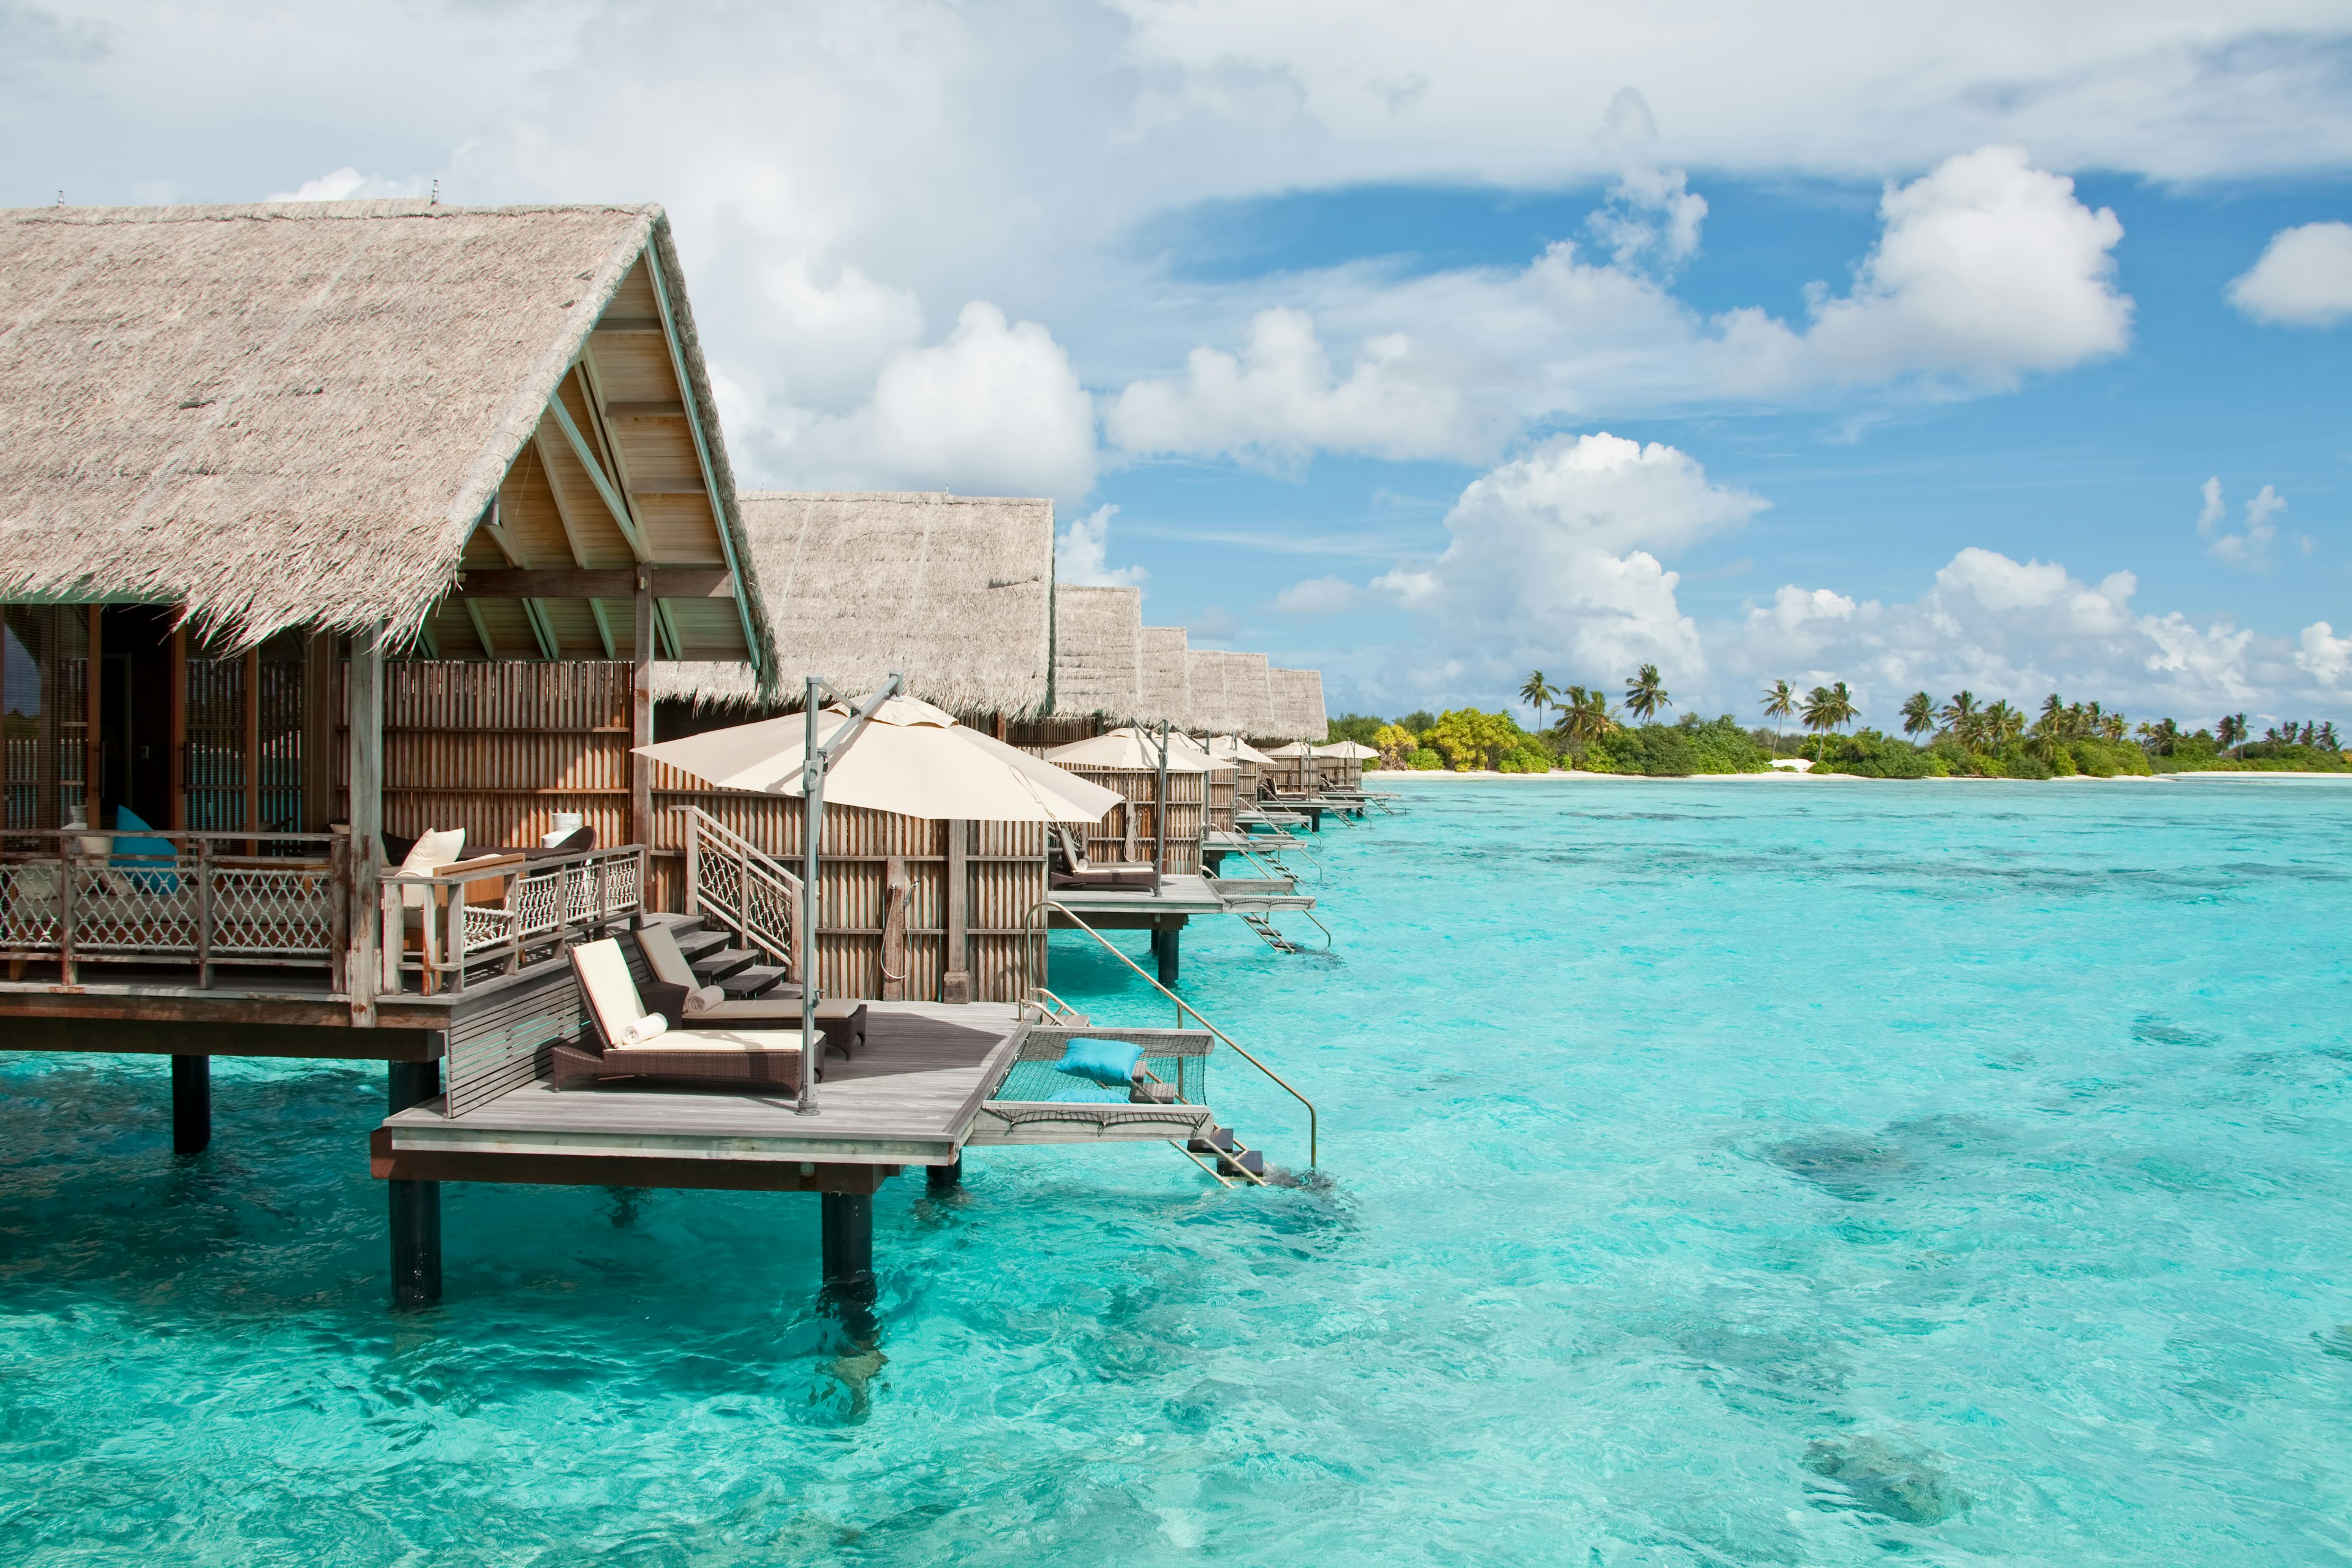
[1237,911,1305,954]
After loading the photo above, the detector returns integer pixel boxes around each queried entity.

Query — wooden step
[1216,1147,1265,1178]
[673,925,731,963]
[1129,1080,1180,1105]
[1188,1126,1236,1153]
[722,963,790,999]
[691,947,756,986]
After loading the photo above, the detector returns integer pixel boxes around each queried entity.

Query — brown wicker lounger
[1050,826,1159,891]
[635,923,868,1058]
[551,938,812,1091]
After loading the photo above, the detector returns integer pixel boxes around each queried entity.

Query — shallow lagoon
[5,778,2351,1565]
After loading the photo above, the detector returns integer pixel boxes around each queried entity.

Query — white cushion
[570,937,649,1046]
[390,828,466,911]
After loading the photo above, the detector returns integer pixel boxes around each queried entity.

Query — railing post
[195,834,214,990]
[328,827,350,992]
[683,810,700,916]
[57,833,77,988]
[443,876,465,994]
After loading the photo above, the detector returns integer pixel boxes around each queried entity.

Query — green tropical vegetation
[1329,671,2352,778]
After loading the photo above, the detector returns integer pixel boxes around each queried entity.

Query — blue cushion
[1055,1037,1143,1087]
[110,805,180,894]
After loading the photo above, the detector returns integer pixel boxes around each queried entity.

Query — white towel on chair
[683,984,726,1015]
[617,1013,669,1047]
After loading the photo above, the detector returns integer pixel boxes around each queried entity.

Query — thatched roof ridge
[1267,667,1327,742]
[657,491,1052,714]
[1053,584,1142,719]
[1137,626,1190,726]
[0,200,766,665]
[1186,649,1272,736]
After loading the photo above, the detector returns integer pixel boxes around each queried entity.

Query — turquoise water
[6,778,2352,1564]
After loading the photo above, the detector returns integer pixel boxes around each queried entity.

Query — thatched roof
[657,491,1052,714]
[1138,626,1190,726]
[1054,584,1142,720]
[1186,650,1272,737]
[1268,667,1328,742]
[0,200,764,660]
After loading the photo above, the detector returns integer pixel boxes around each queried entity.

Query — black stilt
[1156,924,1180,990]
[386,1060,443,1308]
[927,1154,963,1193]
[820,1191,877,1338]
[170,1055,211,1155]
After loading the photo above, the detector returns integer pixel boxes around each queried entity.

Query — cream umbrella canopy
[1208,735,1276,766]
[639,693,1121,823]
[1042,726,1221,772]
[1314,741,1379,760]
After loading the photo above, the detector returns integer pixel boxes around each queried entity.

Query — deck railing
[381,845,646,996]
[1021,897,1318,1166]
[678,805,801,972]
[0,827,348,987]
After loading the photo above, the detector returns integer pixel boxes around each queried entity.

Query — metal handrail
[1022,896,1317,1166]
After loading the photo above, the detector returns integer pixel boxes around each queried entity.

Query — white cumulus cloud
[1363,432,1765,701]
[752,301,1098,504]
[2228,222,2352,328]
[266,167,426,202]
[2197,477,2286,571]
[1057,503,1147,587]
[1273,575,1364,616]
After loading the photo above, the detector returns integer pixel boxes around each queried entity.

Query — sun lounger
[1049,826,1159,891]
[634,921,867,1059]
[549,937,812,1091]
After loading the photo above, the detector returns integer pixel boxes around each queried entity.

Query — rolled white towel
[616,1013,668,1047]
[682,985,726,1015]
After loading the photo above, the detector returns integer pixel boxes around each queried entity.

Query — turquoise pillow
[111,805,180,894]
[1055,1037,1143,1087]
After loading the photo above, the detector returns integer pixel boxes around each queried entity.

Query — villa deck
[373,1001,1031,1187]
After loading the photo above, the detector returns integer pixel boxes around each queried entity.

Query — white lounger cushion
[571,937,650,1044]
[608,1029,805,1054]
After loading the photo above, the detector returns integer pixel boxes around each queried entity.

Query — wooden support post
[386,1059,442,1309]
[1156,921,1180,990]
[820,1190,876,1338]
[170,1055,210,1156]
[303,630,336,831]
[881,855,908,1001]
[631,576,653,854]
[927,1154,963,1193]
[168,627,187,830]
[941,820,970,1005]
[243,646,260,851]
[347,625,383,1025]
[84,606,102,820]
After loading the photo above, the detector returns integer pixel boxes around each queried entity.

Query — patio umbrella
[1314,741,1379,760]
[1208,735,1276,766]
[1042,726,1222,772]
[638,693,1121,823]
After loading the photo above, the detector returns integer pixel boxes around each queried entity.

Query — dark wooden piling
[820,1191,877,1336]
[386,1060,442,1308]
[170,1055,211,1155]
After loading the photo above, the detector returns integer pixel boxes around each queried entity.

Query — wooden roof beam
[545,390,648,562]
[457,568,734,598]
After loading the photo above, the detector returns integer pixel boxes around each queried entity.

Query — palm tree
[2321,722,2341,750]
[1553,685,1620,757]
[1762,679,1796,744]
[1985,699,2024,748]
[2137,717,2180,756]
[2219,712,2249,754]
[1624,663,1670,722]
[1519,671,1555,729]
[1900,691,1935,739]
[1799,681,1857,760]
[2037,693,2068,737]
[1939,690,1981,749]
[2100,710,2127,743]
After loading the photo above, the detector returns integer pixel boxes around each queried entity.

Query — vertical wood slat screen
[336,661,633,854]
[648,764,1046,1003]
[2,605,83,833]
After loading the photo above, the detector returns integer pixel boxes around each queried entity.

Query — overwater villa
[0,200,1335,1322]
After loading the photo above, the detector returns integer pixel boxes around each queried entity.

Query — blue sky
[6,0,2350,728]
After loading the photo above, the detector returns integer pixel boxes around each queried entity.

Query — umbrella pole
[1155,720,1169,895]
[798,677,821,1115]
